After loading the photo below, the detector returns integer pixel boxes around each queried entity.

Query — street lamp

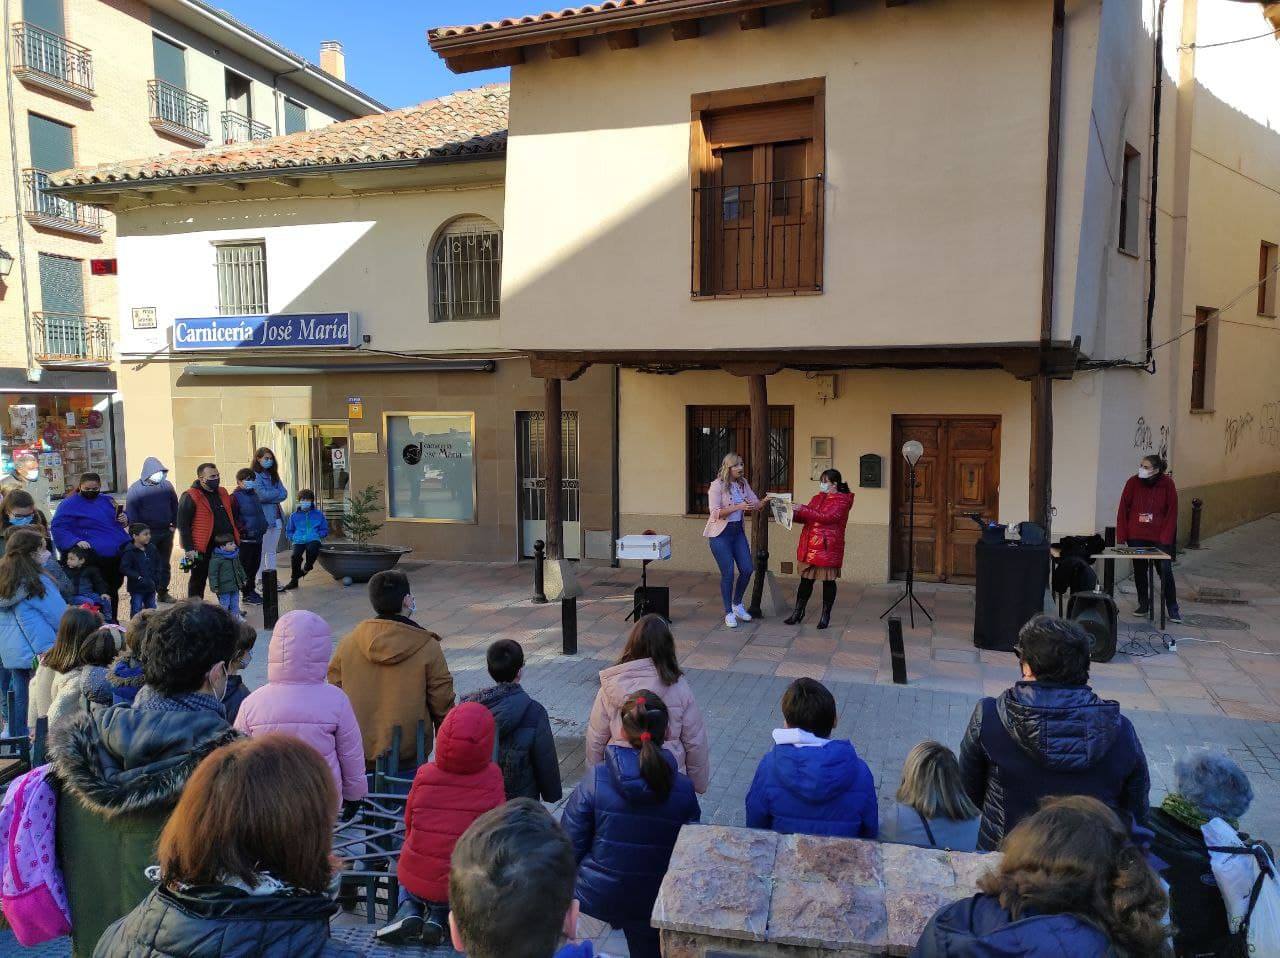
[0,247,14,280]
[880,439,933,628]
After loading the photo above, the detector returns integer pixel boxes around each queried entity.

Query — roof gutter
[45,151,504,197]
[182,360,495,377]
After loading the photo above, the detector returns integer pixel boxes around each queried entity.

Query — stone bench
[652,824,1001,957]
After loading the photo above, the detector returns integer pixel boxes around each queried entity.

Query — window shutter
[27,114,73,171]
[704,99,814,150]
[23,0,65,35]
[284,99,307,135]
[152,34,186,88]
[38,254,84,314]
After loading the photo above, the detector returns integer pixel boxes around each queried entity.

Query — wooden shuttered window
[1191,308,1211,412]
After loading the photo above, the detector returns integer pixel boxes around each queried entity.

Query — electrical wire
[1171,637,1280,657]
[1181,30,1278,51]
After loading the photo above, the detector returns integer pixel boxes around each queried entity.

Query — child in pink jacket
[234,609,368,805]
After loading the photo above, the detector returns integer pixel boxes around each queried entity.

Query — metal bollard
[1187,498,1204,550]
[887,617,908,685]
[561,597,577,655]
[747,548,769,619]
[532,539,548,604]
[262,569,279,628]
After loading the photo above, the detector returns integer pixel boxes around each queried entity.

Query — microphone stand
[880,460,933,629]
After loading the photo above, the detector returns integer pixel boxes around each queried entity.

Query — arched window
[430,215,502,322]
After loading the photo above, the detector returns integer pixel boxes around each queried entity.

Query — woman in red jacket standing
[784,469,855,629]
[1117,454,1182,623]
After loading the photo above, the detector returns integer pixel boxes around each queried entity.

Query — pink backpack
[0,765,71,944]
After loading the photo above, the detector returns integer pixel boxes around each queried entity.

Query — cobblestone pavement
[5,515,1278,956]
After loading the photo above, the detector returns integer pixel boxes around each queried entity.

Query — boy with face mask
[280,489,329,591]
[125,457,179,603]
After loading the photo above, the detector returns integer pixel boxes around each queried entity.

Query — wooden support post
[545,378,563,560]
[747,374,770,618]
[1029,372,1053,532]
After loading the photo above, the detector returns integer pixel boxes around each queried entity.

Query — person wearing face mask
[175,463,239,601]
[0,528,69,738]
[329,569,455,774]
[49,599,241,957]
[0,452,50,515]
[50,472,130,616]
[1116,454,1182,623]
[249,447,288,591]
[281,489,329,591]
[783,469,855,629]
[231,468,267,605]
[125,456,180,604]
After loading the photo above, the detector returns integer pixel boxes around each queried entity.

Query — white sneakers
[733,604,753,622]
[724,613,738,629]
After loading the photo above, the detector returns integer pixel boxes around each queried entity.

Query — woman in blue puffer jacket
[0,528,68,737]
[561,690,700,958]
[912,796,1170,958]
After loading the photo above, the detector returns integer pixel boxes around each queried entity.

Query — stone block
[883,842,954,887]
[768,870,887,951]
[948,850,1000,889]
[885,888,954,956]
[653,825,777,942]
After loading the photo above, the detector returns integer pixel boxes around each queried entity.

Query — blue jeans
[0,667,33,738]
[129,591,157,617]
[709,521,753,613]
[218,591,242,617]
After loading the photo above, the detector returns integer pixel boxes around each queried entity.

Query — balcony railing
[22,169,104,236]
[221,110,271,144]
[692,175,824,297]
[11,23,93,100]
[33,312,113,365]
[148,78,209,144]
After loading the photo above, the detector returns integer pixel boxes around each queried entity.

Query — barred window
[215,242,268,315]
[430,215,501,322]
[687,405,794,514]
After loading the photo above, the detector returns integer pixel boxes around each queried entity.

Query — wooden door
[891,416,1000,584]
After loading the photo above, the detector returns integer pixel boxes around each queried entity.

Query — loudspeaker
[633,586,670,622]
[1068,591,1119,663]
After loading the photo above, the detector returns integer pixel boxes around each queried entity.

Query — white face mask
[818,482,831,493]
[23,469,39,481]
[1137,466,1154,480]
[404,596,417,617]
[147,471,166,485]
[208,662,229,702]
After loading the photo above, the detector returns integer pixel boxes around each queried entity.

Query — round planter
[317,543,413,583]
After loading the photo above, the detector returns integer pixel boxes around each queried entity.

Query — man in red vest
[176,462,239,599]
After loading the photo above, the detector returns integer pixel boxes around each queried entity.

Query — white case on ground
[616,534,672,560]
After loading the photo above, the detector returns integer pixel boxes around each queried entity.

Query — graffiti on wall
[1133,418,1171,462]
[1260,401,1280,450]
[1224,412,1255,456]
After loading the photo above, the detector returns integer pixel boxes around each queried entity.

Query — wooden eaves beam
[548,37,579,58]
[607,29,639,50]
[672,19,700,40]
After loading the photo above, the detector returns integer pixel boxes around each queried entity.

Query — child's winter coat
[63,564,109,605]
[744,728,878,839]
[207,545,246,596]
[462,681,563,802]
[396,702,505,903]
[284,508,328,545]
[231,487,267,543]
[561,745,701,929]
[233,610,366,804]
[0,577,65,671]
[118,543,161,596]
[107,651,144,706]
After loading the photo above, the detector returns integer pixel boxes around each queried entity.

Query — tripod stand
[881,460,933,629]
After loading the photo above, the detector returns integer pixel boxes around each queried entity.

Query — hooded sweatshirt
[462,682,563,802]
[910,893,1117,958]
[1116,472,1177,545]
[585,658,710,793]
[234,610,368,803]
[396,702,505,903]
[125,457,179,534]
[0,575,65,669]
[327,615,455,767]
[958,682,1150,851]
[745,728,878,838]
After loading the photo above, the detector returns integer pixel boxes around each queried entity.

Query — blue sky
[217,0,552,109]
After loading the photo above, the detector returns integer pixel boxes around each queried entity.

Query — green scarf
[1161,792,1239,831]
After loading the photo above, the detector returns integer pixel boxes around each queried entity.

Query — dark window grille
[431,218,502,321]
[148,78,209,139]
[12,23,94,96]
[686,405,794,514]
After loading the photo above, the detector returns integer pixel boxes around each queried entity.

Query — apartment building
[49,86,618,564]
[429,0,1280,583]
[1,0,382,500]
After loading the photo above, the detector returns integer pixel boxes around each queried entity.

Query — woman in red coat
[378,702,506,946]
[1117,454,1181,623]
[784,469,855,629]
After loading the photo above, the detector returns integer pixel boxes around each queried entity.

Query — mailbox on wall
[859,453,883,488]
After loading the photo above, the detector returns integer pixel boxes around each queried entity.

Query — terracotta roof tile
[49,84,508,187]
[430,0,678,40]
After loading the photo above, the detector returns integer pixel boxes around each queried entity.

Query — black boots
[785,579,815,625]
[816,581,837,630]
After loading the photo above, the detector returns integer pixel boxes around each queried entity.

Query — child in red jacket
[377,702,506,946]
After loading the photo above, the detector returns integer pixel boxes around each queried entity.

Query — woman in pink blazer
[234,609,368,806]
[702,453,769,629]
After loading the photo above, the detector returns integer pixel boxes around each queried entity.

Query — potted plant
[317,484,412,584]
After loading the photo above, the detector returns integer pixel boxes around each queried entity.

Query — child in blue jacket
[281,488,328,591]
[745,677,878,839]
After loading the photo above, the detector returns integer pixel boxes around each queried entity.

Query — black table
[973,540,1051,652]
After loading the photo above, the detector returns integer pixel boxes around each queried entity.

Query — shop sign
[173,312,358,351]
[347,396,363,419]
[131,307,157,330]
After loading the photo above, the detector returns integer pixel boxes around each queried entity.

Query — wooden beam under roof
[672,19,700,40]
[548,37,580,58]
[810,0,833,17]
[443,46,525,74]
[607,29,639,50]
[739,8,766,28]
[267,176,302,189]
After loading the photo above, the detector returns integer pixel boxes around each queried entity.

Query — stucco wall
[501,0,1056,352]
[618,367,1031,583]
